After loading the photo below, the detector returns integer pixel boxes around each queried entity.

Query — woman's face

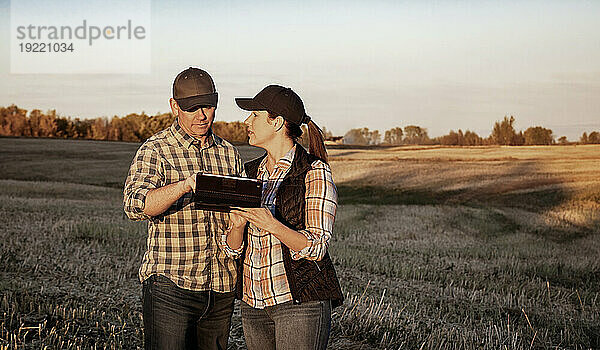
[244,110,274,147]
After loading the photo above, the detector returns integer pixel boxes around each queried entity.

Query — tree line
[1,105,599,146]
[0,105,248,144]
[343,115,600,146]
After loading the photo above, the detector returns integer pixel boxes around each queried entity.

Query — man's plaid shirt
[123,119,244,292]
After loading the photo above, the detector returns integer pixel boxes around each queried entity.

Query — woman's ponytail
[306,119,328,163]
[270,110,329,163]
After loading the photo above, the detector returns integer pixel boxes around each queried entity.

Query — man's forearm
[143,180,189,216]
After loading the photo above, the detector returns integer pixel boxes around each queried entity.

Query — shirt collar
[258,144,296,175]
[170,118,219,149]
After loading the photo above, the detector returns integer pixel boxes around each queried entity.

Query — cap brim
[176,93,218,110]
[235,98,267,111]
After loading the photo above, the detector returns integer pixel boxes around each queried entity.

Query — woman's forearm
[226,224,245,250]
[230,207,311,252]
[269,220,309,252]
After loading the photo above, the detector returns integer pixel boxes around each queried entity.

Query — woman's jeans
[142,275,235,350]
[240,300,332,350]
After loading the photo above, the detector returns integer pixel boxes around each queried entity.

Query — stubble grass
[1,138,599,349]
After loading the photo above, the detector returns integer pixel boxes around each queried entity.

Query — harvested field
[0,138,598,349]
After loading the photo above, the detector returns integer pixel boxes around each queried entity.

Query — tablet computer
[194,173,262,212]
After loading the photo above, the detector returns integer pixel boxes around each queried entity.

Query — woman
[219,85,343,350]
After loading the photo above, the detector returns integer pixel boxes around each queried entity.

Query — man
[123,67,244,349]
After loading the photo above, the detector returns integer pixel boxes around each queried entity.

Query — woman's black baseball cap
[235,85,311,125]
[173,67,218,110]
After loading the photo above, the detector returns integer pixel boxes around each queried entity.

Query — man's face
[170,98,216,139]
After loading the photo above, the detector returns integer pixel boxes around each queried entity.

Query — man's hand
[143,172,199,217]
[182,172,198,193]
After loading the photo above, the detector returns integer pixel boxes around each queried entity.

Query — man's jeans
[142,275,235,350]
[240,300,332,350]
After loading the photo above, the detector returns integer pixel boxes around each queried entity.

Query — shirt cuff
[290,229,325,261]
[220,225,244,258]
[124,187,152,221]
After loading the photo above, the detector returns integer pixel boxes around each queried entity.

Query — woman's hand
[231,206,310,252]
[224,210,248,251]
[230,207,278,233]
[228,210,248,229]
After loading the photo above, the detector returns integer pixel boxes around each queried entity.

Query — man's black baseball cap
[235,85,311,125]
[173,67,218,110]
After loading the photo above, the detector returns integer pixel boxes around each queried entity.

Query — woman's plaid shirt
[123,120,244,292]
[220,145,338,308]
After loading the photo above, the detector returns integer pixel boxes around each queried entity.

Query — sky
[1,0,599,140]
